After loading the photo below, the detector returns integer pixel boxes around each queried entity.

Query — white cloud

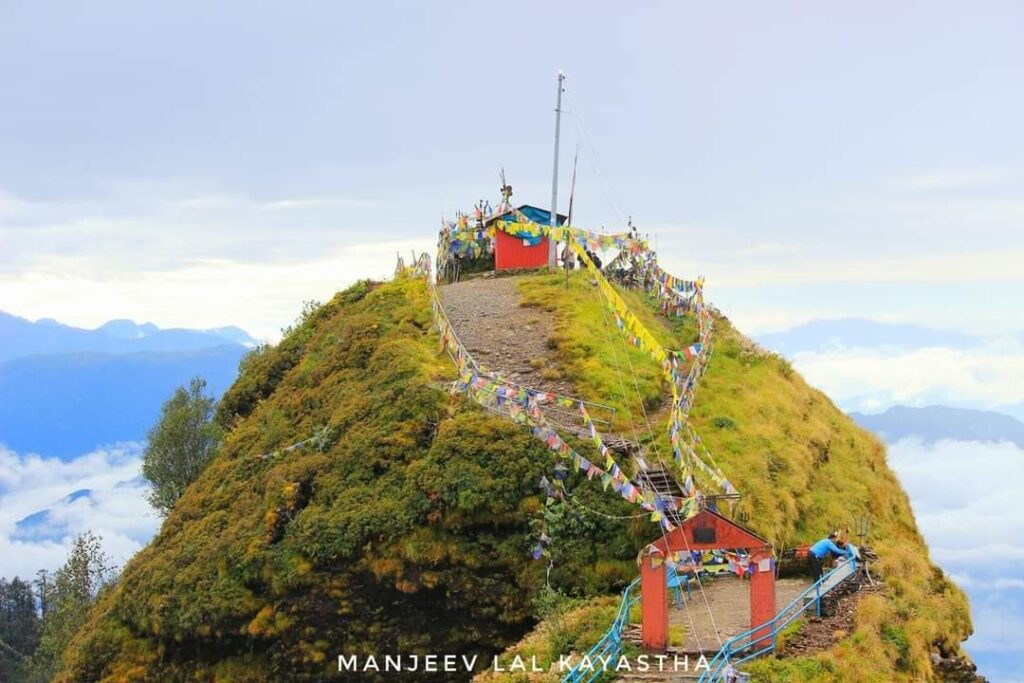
[0,181,439,341]
[0,444,159,580]
[0,184,390,274]
[694,249,1024,288]
[901,169,1008,191]
[888,439,1024,560]
[259,197,376,211]
[887,438,1024,670]
[738,242,798,256]
[719,309,818,336]
[790,339,1024,412]
[0,189,31,218]
[0,237,434,341]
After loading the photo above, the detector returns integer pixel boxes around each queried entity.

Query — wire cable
[586,269,707,654]
[588,250,725,647]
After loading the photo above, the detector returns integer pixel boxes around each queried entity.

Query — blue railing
[560,554,858,683]
[697,556,858,682]
[561,577,641,683]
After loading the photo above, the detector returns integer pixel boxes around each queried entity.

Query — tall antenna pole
[567,144,579,227]
[548,71,565,270]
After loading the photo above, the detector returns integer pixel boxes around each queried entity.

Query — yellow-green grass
[57,276,652,681]
[57,272,973,682]
[512,270,973,681]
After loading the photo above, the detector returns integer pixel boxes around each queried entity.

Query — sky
[2,1,1023,679]
[1,1,1022,341]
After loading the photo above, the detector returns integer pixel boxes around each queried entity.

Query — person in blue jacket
[808,533,851,581]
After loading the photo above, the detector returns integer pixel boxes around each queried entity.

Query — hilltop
[57,271,974,682]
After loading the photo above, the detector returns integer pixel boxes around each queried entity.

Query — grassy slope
[57,277,647,682]
[59,271,971,682]
[492,271,973,682]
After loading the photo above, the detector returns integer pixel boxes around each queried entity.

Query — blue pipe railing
[697,556,858,682]
[560,553,858,683]
[561,577,641,683]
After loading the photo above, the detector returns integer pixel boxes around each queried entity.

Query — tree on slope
[0,577,40,681]
[28,532,115,682]
[143,376,222,516]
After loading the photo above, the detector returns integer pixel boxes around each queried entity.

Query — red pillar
[640,554,668,651]
[749,550,776,647]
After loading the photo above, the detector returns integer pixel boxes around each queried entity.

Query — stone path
[438,275,575,398]
[666,576,811,654]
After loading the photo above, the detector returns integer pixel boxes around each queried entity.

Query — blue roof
[517,205,567,226]
[487,204,568,227]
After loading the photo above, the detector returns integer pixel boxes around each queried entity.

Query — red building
[640,507,776,650]
[487,204,567,271]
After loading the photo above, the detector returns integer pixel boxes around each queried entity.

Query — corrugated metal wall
[495,231,550,270]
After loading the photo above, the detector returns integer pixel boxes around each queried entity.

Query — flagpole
[549,71,565,270]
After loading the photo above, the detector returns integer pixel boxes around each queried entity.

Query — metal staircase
[637,464,687,500]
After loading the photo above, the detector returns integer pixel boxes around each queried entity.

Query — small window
[693,527,716,543]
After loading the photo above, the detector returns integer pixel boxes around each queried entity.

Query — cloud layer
[888,438,1024,681]
[790,337,1024,417]
[0,444,159,580]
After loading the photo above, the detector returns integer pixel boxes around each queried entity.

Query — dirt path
[667,576,810,652]
[438,275,575,397]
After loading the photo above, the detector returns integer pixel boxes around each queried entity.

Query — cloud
[0,180,444,340]
[887,438,1024,675]
[0,444,159,580]
[901,169,1009,192]
[685,249,1024,288]
[0,184,388,275]
[888,439,1024,567]
[0,236,434,341]
[789,338,1024,413]
[0,189,31,219]
[259,197,376,211]
[738,242,799,256]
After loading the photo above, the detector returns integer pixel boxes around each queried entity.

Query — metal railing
[697,557,859,682]
[558,555,857,683]
[561,578,641,683]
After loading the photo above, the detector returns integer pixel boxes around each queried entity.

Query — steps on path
[638,465,687,500]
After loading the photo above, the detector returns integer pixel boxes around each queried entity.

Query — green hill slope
[57,272,973,682]
[488,273,975,682]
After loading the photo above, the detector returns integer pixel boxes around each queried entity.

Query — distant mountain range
[0,311,255,459]
[0,311,257,362]
[852,405,1024,447]
[14,488,97,542]
[0,346,246,458]
[755,318,981,356]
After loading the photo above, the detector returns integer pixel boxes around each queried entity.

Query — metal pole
[549,71,565,270]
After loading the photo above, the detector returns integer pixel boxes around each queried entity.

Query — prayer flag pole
[549,71,565,270]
